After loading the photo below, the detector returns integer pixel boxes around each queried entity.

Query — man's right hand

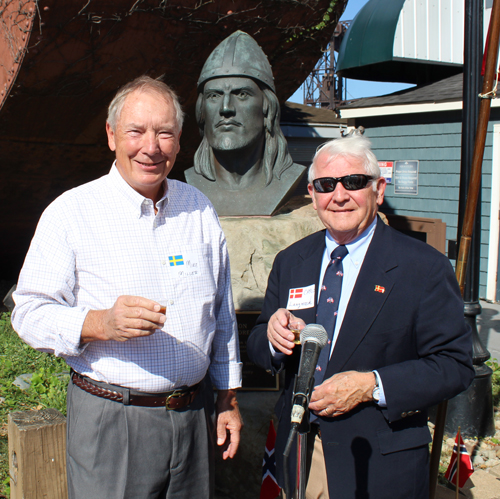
[267,308,297,356]
[81,295,166,343]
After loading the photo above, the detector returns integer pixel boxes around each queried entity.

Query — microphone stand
[283,326,328,498]
[295,412,311,499]
[283,376,314,498]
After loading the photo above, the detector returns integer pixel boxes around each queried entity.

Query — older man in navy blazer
[247,134,474,499]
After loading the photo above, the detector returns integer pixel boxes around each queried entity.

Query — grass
[0,312,68,498]
[487,357,500,407]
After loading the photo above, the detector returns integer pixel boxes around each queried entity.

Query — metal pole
[429,0,500,496]
[448,0,497,439]
[295,432,308,499]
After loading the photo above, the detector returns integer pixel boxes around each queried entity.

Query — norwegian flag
[289,288,303,299]
[260,420,281,499]
[444,431,474,489]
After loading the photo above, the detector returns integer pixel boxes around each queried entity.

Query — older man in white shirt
[12,75,242,499]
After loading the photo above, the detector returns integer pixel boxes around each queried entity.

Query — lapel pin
[374,285,385,293]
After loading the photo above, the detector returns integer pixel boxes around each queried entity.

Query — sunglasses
[312,174,375,193]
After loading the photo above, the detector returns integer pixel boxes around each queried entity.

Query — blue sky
[288,0,414,103]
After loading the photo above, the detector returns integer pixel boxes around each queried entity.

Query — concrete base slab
[435,465,500,499]
[436,483,466,498]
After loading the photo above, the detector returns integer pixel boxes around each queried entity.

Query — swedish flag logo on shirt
[168,255,184,266]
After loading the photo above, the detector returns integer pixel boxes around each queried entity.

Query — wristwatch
[372,376,380,403]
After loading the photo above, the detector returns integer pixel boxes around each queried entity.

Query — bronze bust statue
[185,31,305,216]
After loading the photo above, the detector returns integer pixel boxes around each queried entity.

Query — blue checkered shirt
[12,164,242,392]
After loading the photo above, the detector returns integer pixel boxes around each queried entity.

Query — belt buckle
[165,390,183,410]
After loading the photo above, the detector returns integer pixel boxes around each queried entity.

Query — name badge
[167,251,200,277]
[286,284,315,310]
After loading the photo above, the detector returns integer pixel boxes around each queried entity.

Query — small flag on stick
[444,428,474,490]
[260,420,281,499]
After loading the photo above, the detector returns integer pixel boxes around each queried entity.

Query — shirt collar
[108,162,170,218]
[324,216,378,268]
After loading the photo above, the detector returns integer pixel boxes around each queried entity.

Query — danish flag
[289,288,303,299]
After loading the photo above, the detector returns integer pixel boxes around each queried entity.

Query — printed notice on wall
[394,160,419,195]
[378,161,393,184]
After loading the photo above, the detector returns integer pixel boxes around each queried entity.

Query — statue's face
[202,77,265,152]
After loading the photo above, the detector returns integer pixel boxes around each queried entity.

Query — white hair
[308,134,381,191]
[107,75,184,133]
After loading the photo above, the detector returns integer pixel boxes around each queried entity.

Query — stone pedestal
[215,391,281,499]
[215,196,324,498]
[220,195,324,311]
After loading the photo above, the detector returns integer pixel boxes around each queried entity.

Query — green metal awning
[337,0,463,85]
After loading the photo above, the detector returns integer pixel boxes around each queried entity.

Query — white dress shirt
[12,164,242,392]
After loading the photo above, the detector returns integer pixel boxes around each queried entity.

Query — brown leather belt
[71,371,200,410]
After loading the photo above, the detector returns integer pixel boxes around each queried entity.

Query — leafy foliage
[0,312,68,498]
[285,0,340,43]
[486,358,500,407]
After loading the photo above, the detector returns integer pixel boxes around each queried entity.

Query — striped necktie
[314,245,348,387]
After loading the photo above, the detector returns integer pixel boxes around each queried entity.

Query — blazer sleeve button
[401,412,408,418]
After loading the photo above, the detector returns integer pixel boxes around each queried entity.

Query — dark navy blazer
[247,217,474,499]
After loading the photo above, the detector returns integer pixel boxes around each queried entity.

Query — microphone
[290,324,328,425]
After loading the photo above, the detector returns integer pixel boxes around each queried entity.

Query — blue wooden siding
[364,117,498,299]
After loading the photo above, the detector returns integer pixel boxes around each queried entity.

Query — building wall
[358,109,499,299]
[286,136,332,195]
[283,110,499,300]
[286,137,327,165]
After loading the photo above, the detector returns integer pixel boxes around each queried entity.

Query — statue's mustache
[215,119,242,128]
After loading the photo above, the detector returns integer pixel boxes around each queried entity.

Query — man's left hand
[309,371,376,417]
[215,389,243,459]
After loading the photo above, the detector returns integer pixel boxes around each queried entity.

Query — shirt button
[161,260,166,265]
[176,339,181,345]
[169,300,174,305]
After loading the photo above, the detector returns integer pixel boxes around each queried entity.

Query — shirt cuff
[373,370,387,407]
[210,362,242,390]
[55,306,91,357]
[269,340,286,367]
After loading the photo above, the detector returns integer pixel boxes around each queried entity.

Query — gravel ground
[430,408,500,473]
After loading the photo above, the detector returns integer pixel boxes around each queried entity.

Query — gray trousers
[66,376,215,499]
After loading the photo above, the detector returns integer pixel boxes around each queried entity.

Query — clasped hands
[267,308,376,417]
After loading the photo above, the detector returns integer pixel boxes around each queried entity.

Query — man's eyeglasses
[312,174,375,193]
